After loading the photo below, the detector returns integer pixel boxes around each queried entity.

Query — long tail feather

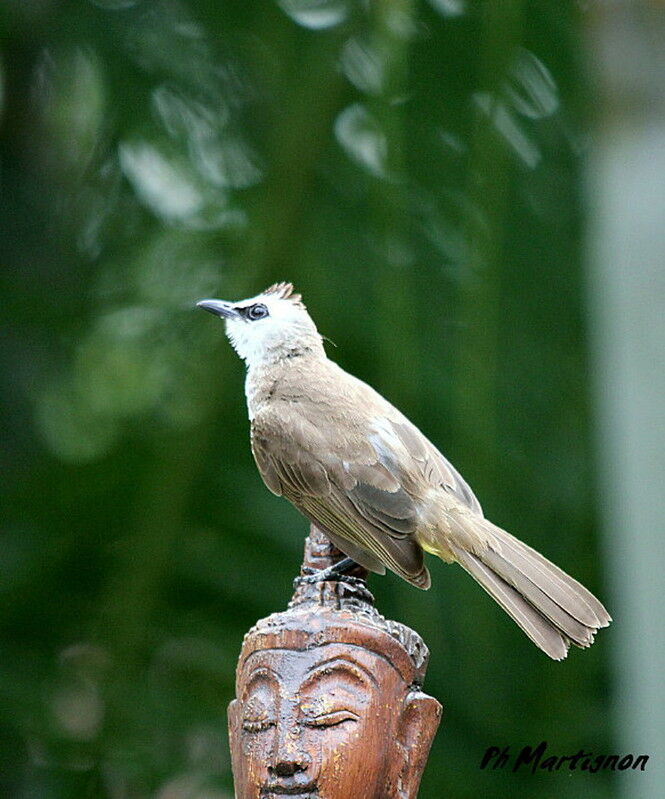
[448,520,611,660]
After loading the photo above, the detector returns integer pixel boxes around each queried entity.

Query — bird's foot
[300,557,359,584]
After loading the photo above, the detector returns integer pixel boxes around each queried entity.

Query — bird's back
[248,355,481,509]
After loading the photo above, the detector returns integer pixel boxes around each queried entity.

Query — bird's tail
[443,517,611,660]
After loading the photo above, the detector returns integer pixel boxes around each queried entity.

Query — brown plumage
[197,284,611,660]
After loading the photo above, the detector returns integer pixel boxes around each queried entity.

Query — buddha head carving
[228,534,442,799]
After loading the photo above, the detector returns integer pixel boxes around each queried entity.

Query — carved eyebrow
[302,656,378,689]
[242,666,280,694]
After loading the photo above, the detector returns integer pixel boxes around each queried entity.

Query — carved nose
[268,725,311,776]
[271,758,305,777]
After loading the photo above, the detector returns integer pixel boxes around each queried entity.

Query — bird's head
[197,282,324,367]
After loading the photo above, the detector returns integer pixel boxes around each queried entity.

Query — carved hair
[237,530,431,688]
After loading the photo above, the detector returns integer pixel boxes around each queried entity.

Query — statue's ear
[227,699,243,790]
[394,690,442,799]
[228,699,240,737]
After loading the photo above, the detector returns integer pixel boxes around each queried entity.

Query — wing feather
[250,431,282,496]
[299,491,430,588]
[391,420,483,514]
[250,410,430,588]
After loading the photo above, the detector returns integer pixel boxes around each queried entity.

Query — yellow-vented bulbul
[198,282,611,660]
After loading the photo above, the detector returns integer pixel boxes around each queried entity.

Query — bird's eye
[246,303,269,321]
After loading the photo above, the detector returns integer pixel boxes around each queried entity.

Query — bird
[197,282,611,660]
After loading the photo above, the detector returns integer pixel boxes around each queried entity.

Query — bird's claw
[298,557,358,584]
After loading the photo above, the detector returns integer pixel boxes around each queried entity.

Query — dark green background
[1,1,615,797]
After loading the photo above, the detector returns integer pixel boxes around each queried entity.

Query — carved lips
[260,781,318,796]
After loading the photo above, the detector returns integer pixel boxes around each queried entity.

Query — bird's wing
[251,428,284,496]
[250,410,430,588]
[387,417,483,515]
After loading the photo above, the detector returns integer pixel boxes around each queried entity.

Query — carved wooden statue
[228,526,442,799]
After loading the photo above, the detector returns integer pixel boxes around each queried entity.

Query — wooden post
[228,525,442,799]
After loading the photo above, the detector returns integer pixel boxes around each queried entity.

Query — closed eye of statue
[242,717,276,733]
[303,709,360,729]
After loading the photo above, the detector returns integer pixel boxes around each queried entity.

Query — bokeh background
[2,1,664,798]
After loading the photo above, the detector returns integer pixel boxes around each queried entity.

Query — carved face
[229,642,423,799]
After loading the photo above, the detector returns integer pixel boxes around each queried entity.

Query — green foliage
[1,1,614,797]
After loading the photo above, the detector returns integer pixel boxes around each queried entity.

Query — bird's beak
[196,299,239,319]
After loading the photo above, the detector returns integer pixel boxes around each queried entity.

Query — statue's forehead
[239,642,404,688]
[237,611,423,687]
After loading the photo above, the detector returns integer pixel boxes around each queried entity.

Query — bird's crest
[263,281,304,307]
